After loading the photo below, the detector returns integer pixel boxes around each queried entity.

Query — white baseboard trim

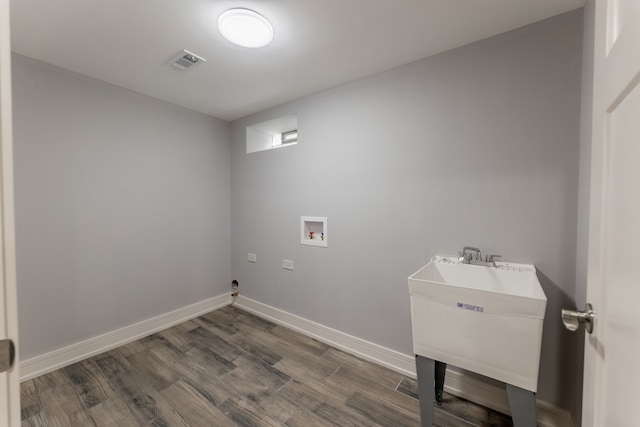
[233,295,573,427]
[20,293,232,382]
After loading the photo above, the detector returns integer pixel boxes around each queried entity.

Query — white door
[580,0,640,425]
[0,0,21,425]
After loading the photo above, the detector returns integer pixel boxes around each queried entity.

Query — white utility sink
[408,256,547,392]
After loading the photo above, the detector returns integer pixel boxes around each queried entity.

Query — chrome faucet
[459,246,500,267]
[459,246,482,264]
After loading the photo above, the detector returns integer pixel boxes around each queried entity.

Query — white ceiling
[10,0,585,121]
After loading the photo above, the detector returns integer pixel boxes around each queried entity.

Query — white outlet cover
[248,253,257,263]
[283,259,294,270]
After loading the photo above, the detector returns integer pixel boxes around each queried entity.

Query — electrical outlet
[248,253,257,263]
[283,259,294,270]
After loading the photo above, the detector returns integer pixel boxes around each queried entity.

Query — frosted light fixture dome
[218,8,273,48]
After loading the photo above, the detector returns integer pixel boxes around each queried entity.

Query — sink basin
[408,256,547,392]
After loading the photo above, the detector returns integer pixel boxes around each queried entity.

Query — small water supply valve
[231,280,239,298]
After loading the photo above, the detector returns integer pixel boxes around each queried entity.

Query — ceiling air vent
[168,50,206,71]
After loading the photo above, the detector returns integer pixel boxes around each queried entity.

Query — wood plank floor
[21,305,513,426]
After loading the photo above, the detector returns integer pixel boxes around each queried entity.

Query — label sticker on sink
[457,302,484,313]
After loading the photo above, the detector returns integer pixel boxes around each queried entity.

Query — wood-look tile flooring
[21,305,513,426]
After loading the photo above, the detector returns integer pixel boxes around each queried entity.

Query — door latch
[561,303,595,334]
[0,339,15,373]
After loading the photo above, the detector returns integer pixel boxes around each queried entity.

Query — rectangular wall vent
[168,50,206,71]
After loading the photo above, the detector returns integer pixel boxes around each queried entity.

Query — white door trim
[0,0,21,424]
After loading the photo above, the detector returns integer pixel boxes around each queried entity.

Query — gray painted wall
[12,54,231,360]
[230,11,583,410]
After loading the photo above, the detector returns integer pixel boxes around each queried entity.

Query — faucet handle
[458,251,472,262]
[485,254,501,262]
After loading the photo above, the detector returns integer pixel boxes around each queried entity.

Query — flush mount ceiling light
[218,8,273,48]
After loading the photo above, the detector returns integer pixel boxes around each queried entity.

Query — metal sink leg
[506,383,537,427]
[415,355,435,426]
[415,356,447,425]
[435,360,446,406]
